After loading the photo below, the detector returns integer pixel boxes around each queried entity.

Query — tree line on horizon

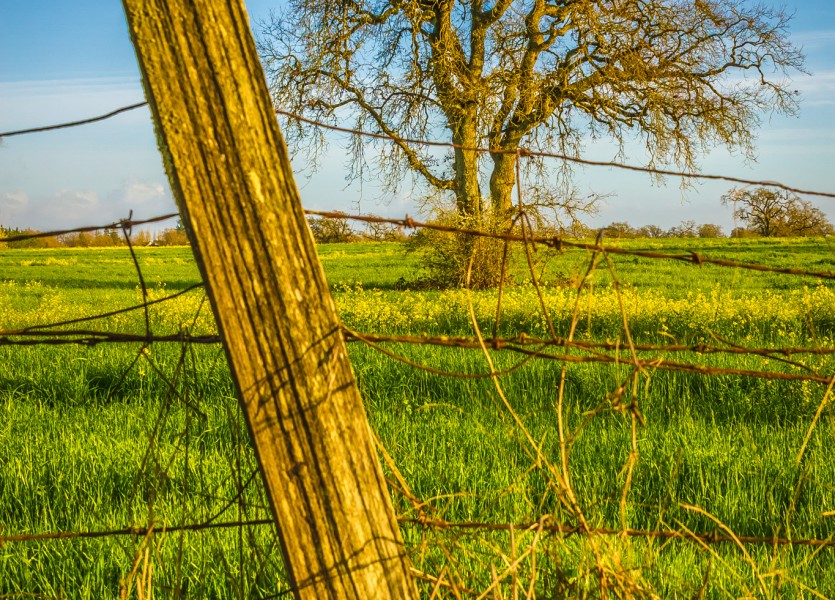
[600,187,835,240]
[304,187,834,243]
[0,224,190,250]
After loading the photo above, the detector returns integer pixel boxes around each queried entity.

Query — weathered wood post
[121,1,417,597]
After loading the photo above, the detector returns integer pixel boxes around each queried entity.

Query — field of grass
[1,238,834,598]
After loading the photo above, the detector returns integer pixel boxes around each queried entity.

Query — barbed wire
[0,331,221,347]
[3,331,832,391]
[398,517,835,549]
[6,325,835,361]
[3,515,832,550]
[276,110,835,200]
[309,209,835,281]
[0,102,148,138]
[0,519,272,544]
[10,208,835,284]
[5,211,835,383]
[2,101,833,199]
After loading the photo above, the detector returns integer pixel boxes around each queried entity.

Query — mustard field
[1,238,834,597]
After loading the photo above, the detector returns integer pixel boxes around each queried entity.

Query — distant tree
[722,188,834,237]
[157,227,191,246]
[307,217,357,244]
[605,222,637,239]
[697,223,725,238]
[667,220,698,238]
[131,230,152,246]
[636,224,665,239]
[782,198,835,237]
[2,228,62,249]
[562,221,596,239]
[362,217,407,242]
[60,231,123,247]
[730,226,758,238]
[101,228,123,246]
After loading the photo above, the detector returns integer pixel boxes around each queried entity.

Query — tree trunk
[451,117,482,218]
[122,1,418,598]
[489,150,517,225]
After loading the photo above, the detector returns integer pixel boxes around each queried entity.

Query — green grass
[1,238,834,597]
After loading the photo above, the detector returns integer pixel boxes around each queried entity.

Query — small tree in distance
[697,223,725,238]
[667,220,698,238]
[636,224,666,239]
[307,216,357,244]
[722,187,834,237]
[362,217,408,242]
[605,222,638,238]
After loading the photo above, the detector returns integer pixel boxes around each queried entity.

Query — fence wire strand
[2,101,834,199]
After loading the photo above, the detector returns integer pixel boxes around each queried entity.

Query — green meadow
[1,238,834,598]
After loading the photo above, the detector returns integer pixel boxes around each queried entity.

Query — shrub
[406,211,509,289]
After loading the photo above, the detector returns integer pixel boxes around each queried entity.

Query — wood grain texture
[121,1,418,597]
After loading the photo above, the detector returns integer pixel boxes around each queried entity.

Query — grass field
[1,238,834,598]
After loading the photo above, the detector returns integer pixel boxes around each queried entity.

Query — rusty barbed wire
[10,207,835,283]
[3,516,832,550]
[3,100,834,199]
[3,326,833,384]
[308,209,835,281]
[345,327,835,384]
[279,110,835,199]
[0,331,220,347]
[4,209,835,385]
[7,325,835,360]
[0,519,272,544]
[342,330,835,360]
[0,102,148,138]
[398,517,835,549]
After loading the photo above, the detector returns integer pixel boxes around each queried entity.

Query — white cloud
[54,189,98,208]
[0,191,28,227]
[106,178,176,221]
[0,77,146,132]
[794,29,835,51]
[0,190,28,208]
[0,180,176,231]
[792,70,835,97]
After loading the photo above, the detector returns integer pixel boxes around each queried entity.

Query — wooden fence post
[121,1,418,597]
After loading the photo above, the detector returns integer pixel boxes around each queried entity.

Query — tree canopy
[259,0,804,227]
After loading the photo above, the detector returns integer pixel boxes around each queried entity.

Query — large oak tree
[259,0,804,227]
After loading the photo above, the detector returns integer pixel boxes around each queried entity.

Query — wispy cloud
[0,180,175,231]
[793,29,835,50]
[54,189,98,208]
[0,77,147,132]
[106,179,173,217]
[792,70,835,106]
[0,191,29,226]
[0,191,28,208]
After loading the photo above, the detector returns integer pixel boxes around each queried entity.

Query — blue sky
[1,1,833,233]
